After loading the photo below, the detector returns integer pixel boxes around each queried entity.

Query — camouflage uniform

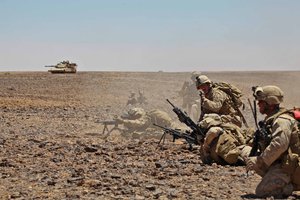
[240,86,300,198]
[117,107,173,133]
[126,92,138,106]
[196,75,242,127]
[199,114,246,165]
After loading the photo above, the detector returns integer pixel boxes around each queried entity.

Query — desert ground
[0,71,299,200]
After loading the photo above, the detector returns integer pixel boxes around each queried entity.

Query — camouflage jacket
[258,109,300,168]
[122,109,173,132]
[202,87,236,116]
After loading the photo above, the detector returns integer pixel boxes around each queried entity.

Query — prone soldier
[114,107,175,137]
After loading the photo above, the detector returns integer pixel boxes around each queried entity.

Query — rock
[0,138,5,145]
[135,195,145,200]
[0,72,273,199]
[194,166,204,173]
[84,146,98,152]
[145,184,156,191]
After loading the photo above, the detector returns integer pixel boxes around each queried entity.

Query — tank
[45,60,77,73]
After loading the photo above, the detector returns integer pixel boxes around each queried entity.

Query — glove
[199,91,205,102]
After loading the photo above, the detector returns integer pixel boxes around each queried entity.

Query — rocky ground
[0,71,299,200]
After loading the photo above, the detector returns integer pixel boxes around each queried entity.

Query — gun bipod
[157,131,168,149]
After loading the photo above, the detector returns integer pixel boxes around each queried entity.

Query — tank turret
[45,60,77,73]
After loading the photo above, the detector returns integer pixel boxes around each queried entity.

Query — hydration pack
[290,108,300,130]
[284,108,300,186]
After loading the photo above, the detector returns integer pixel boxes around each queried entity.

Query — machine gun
[166,99,206,142]
[95,120,122,137]
[153,123,197,150]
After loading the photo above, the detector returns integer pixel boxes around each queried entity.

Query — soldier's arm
[259,117,292,167]
[202,90,225,112]
[122,117,149,129]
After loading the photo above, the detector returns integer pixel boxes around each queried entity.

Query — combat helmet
[191,71,202,81]
[196,75,212,87]
[253,85,284,104]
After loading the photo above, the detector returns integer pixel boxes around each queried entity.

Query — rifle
[249,121,271,157]
[153,123,197,150]
[247,98,271,156]
[235,106,248,128]
[166,99,206,142]
[95,120,121,136]
[198,91,204,122]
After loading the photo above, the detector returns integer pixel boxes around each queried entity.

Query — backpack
[147,109,172,127]
[212,82,243,108]
[281,108,300,185]
[290,108,300,129]
[268,108,300,130]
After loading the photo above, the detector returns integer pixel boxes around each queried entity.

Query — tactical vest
[204,88,236,116]
[212,82,243,108]
[221,123,246,145]
[264,108,300,185]
[264,109,300,155]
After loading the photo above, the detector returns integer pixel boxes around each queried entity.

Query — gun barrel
[95,120,117,125]
[166,98,206,138]
[153,123,196,144]
[166,99,175,108]
[153,123,164,129]
[153,123,177,133]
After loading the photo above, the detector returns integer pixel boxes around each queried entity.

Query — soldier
[126,92,138,106]
[115,107,174,136]
[196,75,243,127]
[178,71,201,122]
[199,114,246,165]
[137,90,148,105]
[241,85,300,198]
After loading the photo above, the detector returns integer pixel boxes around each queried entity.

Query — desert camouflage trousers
[239,145,294,198]
[220,114,242,128]
[208,132,241,165]
[256,164,293,198]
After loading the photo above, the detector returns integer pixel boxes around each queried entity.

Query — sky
[0,0,299,72]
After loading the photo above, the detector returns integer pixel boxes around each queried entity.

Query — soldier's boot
[282,183,294,197]
[223,149,239,165]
